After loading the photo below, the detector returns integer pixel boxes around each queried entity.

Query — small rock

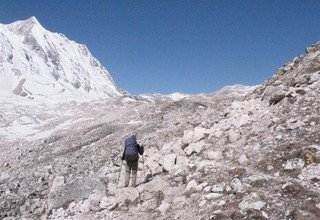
[238,192,266,211]
[309,72,320,83]
[225,185,232,192]
[158,202,171,215]
[267,165,274,171]
[303,149,316,165]
[211,183,225,192]
[230,178,246,193]
[186,180,197,191]
[283,158,305,170]
[184,141,205,156]
[298,164,320,181]
[87,190,104,210]
[203,186,212,193]
[205,193,223,200]
[199,200,206,207]
[206,150,223,160]
[234,114,251,128]
[261,211,269,218]
[182,130,194,144]
[196,182,207,191]
[286,119,305,130]
[4,162,9,167]
[140,198,157,211]
[228,130,240,143]
[238,154,248,164]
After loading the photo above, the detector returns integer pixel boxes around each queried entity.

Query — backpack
[124,137,139,162]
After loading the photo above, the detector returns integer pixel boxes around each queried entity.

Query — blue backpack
[124,137,139,162]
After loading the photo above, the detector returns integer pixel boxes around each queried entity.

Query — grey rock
[115,187,140,205]
[283,158,305,170]
[238,193,266,211]
[48,176,106,211]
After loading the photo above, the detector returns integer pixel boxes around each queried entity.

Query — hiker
[121,135,144,187]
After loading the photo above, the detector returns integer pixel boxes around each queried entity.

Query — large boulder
[182,127,209,145]
[142,176,169,193]
[48,176,106,211]
[115,187,140,205]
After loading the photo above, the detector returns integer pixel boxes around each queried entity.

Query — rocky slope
[1,41,320,219]
[0,17,123,101]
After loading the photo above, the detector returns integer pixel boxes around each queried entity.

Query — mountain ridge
[0,17,123,102]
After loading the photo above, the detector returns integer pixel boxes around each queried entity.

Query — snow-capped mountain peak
[8,16,42,30]
[0,17,123,102]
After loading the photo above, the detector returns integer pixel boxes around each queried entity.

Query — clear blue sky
[1,1,320,95]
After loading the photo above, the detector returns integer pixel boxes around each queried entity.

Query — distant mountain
[0,17,123,101]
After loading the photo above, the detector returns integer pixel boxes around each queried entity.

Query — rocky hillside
[0,42,319,219]
[0,17,123,101]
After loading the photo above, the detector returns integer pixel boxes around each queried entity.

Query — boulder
[205,150,223,160]
[205,193,223,200]
[283,158,305,170]
[211,183,225,193]
[143,176,169,193]
[141,198,158,211]
[99,196,115,209]
[163,153,177,172]
[233,114,251,128]
[86,190,104,211]
[262,85,287,105]
[230,178,247,193]
[193,127,209,142]
[145,152,163,175]
[48,176,106,211]
[238,193,266,211]
[298,164,320,181]
[286,119,305,130]
[196,182,208,192]
[228,130,240,143]
[238,154,248,165]
[182,127,208,145]
[185,180,198,194]
[182,130,194,144]
[115,187,140,205]
[158,201,171,215]
[309,72,320,83]
[184,141,205,156]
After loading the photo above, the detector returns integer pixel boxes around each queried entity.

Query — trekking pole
[142,155,146,182]
[117,160,123,188]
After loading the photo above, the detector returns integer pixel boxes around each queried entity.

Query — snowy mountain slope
[0,17,123,101]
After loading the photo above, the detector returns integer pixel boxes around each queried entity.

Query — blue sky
[1,1,320,95]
